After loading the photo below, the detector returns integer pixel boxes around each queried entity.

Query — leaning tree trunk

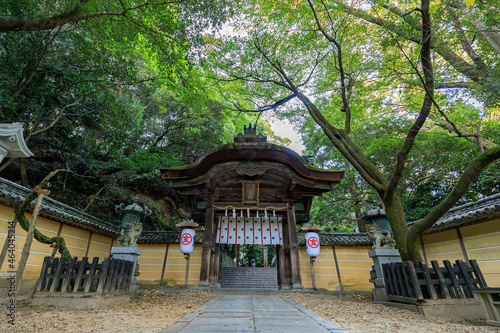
[15,186,48,300]
[14,169,72,262]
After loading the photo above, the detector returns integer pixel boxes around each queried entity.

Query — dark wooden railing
[36,256,133,294]
[383,260,487,303]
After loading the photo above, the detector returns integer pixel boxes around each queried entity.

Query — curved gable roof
[161,124,343,184]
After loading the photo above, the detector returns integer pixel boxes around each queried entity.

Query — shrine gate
[161,124,344,289]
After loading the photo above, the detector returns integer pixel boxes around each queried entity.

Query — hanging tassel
[232,208,236,218]
[240,210,243,217]
[264,209,268,218]
[247,209,250,217]
[273,210,276,217]
[225,209,227,216]
[256,211,259,218]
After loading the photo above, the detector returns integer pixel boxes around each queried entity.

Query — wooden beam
[85,232,93,257]
[332,245,344,291]
[456,228,470,262]
[160,244,169,286]
[214,202,288,210]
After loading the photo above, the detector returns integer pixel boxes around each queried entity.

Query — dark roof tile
[0,177,120,237]
[408,193,500,232]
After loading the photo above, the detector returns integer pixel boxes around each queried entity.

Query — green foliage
[226,245,276,267]
[204,0,500,246]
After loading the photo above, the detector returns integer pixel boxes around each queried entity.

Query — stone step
[220,267,278,290]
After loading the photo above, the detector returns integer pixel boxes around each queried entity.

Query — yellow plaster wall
[136,243,168,281]
[1,206,60,276]
[335,246,373,291]
[460,219,500,287]
[60,224,90,259]
[161,244,202,286]
[419,220,500,287]
[87,233,114,258]
[299,245,372,291]
[421,229,465,263]
[299,246,338,290]
[0,204,114,279]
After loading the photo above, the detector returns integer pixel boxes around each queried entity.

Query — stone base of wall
[31,291,130,309]
[376,299,485,321]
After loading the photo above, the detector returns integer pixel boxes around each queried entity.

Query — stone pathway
[160,294,349,333]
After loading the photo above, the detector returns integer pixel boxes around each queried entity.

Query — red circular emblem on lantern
[181,233,193,245]
[308,236,319,249]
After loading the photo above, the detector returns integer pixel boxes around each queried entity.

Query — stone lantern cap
[0,123,33,158]
[362,207,386,220]
[299,224,323,233]
[176,219,200,230]
[116,196,151,215]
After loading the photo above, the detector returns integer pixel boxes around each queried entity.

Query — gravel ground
[287,293,500,333]
[0,290,217,333]
[1,291,499,333]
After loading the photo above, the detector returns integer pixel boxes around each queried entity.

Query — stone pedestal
[368,247,400,301]
[111,247,142,297]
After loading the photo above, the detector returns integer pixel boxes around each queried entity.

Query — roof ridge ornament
[234,123,267,143]
[0,122,34,163]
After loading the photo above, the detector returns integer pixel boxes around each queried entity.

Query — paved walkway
[160,294,349,333]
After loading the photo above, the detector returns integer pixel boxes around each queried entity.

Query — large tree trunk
[381,193,420,262]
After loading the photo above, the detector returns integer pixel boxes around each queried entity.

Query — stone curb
[280,296,350,332]
[159,295,223,333]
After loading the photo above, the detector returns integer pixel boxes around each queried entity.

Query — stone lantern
[112,196,151,297]
[362,206,391,236]
[300,224,323,290]
[362,205,400,301]
[115,196,151,239]
[0,123,33,163]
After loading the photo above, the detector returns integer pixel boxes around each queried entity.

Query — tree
[0,0,250,230]
[206,0,500,263]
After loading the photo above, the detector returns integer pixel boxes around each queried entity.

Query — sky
[268,118,306,155]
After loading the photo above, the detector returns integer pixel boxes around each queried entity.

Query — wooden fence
[36,256,133,294]
[383,259,487,303]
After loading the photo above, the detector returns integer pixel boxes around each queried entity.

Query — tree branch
[0,1,185,32]
[406,143,500,256]
[435,81,473,89]
[384,0,434,200]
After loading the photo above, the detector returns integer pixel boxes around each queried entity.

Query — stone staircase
[220,267,278,290]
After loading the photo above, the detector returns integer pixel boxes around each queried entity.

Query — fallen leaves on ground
[286,293,500,333]
[0,290,217,333]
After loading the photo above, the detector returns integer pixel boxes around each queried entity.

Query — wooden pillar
[198,197,214,287]
[278,219,292,289]
[263,246,268,267]
[287,203,303,289]
[236,245,240,267]
[184,254,191,287]
[209,243,221,286]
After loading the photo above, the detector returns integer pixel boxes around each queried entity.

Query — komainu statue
[117,222,143,247]
[366,224,396,249]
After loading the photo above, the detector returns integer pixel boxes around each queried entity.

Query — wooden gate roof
[161,124,344,224]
